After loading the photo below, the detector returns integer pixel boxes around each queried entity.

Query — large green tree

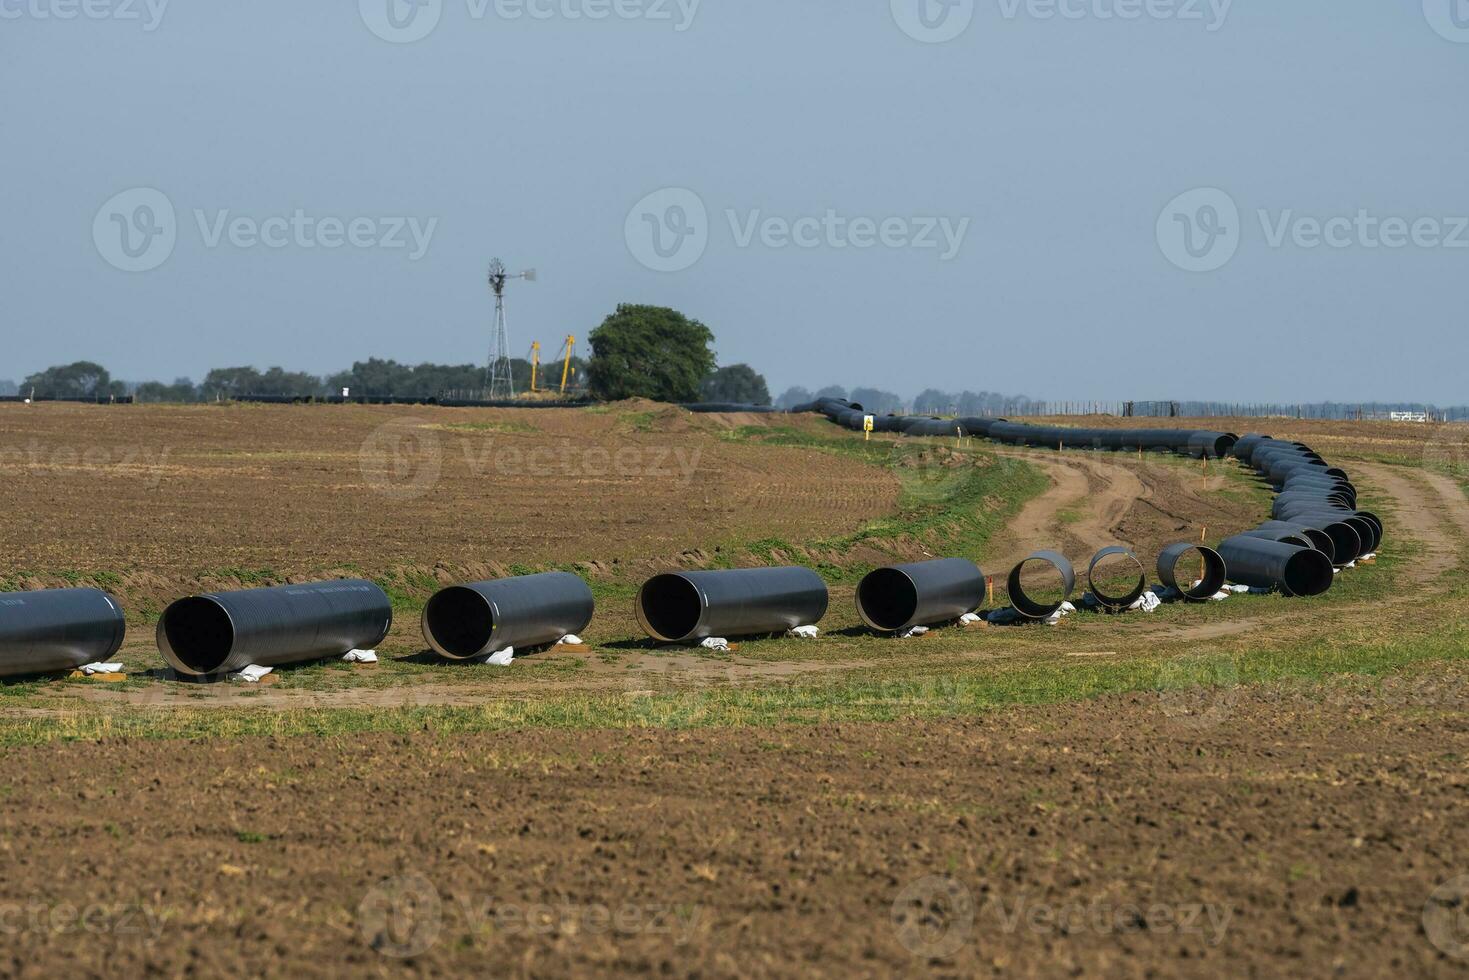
[700,364,770,405]
[587,305,715,402]
[22,361,126,399]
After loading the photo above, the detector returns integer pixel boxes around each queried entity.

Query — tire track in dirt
[1353,462,1468,583]
[986,450,1148,570]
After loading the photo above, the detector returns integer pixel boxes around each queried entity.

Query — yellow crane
[557,335,576,394]
[528,341,541,392]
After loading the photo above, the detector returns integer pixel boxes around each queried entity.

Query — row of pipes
[0,540,1227,679]
[797,396,1384,596]
[0,401,1383,679]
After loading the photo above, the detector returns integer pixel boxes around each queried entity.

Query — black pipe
[422,572,594,660]
[1005,551,1076,619]
[855,558,985,632]
[1269,512,1364,564]
[1157,543,1227,601]
[1238,528,1316,551]
[1217,536,1334,597]
[1086,547,1147,610]
[635,567,828,643]
[1251,520,1337,563]
[0,588,126,678]
[157,579,393,677]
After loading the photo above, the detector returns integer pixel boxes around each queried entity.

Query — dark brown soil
[2,682,1465,978]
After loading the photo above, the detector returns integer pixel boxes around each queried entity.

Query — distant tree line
[774,385,1045,417]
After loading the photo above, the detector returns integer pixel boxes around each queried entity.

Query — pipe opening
[855,568,919,632]
[1008,558,1070,619]
[1343,517,1378,556]
[161,597,235,675]
[637,574,703,642]
[1283,549,1334,597]
[1088,550,1145,610]
[1320,523,1363,565]
[1298,528,1335,563]
[1159,544,1227,600]
[423,587,496,659]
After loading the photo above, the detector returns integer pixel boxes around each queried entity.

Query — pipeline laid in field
[0,588,126,678]
[423,572,594,660]
[157,579,393,678]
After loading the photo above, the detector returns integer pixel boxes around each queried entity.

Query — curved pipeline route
[779,397,1387,598]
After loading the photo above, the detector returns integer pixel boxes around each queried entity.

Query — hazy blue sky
[3,1,1465,402]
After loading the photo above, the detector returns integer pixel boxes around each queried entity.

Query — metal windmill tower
[484,258,536,400]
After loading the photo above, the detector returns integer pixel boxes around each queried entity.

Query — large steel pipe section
[1217,536,1334,597]
[158,579,393,678]
[855,558,985,632]
[1157,543,1227,601]
[1086,547,1146,610]
[1250,520,1337,562]
[422,572,594,660]
[0,588,126,678]
[635,567,828,643]
[1005,550,1077,619]
[902,418,968,438]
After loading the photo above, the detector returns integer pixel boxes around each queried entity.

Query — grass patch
[3,621,1464,746]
